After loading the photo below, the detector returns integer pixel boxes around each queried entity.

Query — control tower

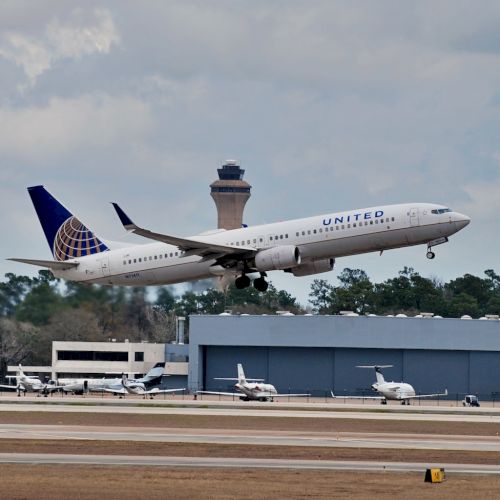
[210,160,251,230]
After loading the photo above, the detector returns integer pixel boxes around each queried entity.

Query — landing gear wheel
[426,251,436,259]
[253,277,269,292]
[235,275,251,289]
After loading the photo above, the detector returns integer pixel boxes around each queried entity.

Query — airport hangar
[187,314,500,400]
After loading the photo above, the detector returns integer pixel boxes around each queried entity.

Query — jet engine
[254,245,301,271]
[287,258,334,277]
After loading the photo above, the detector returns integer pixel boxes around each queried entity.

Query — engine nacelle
[254,245,301,272]
[288,258,334,277]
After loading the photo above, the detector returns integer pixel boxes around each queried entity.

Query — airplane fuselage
[235,382,278,401]
[50,203,470,286]
[374,381,416,401]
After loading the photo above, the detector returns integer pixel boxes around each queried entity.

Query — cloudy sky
[1,1,499,305]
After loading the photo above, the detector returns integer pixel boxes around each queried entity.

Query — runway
[1,401,499,423]
[1,424,500,452]
[1,453,499,474]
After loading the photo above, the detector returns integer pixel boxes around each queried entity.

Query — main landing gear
[426,237,448,259]
[235,275,251,289]
[234,273,269,292]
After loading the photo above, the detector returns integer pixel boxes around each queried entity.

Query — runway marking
[1,425,499,452]
[1,453,500,474]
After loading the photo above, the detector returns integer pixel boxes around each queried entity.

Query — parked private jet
[0,365,63,396]
[59,362,166,395]
[198,363,310,402]
[331,365,448,405]
[9,186,470,291]
[104,373,185,399]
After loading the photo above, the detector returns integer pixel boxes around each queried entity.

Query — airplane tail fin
[27,185,108,261]
[237,363,246,384]
[139,363,165,383]
[374,367,386,385]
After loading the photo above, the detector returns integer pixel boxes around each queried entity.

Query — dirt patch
[0,465,499,500]
[0,411,499,436]
[0,438,499,465]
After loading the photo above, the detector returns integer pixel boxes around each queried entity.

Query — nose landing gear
[426,237,448,259]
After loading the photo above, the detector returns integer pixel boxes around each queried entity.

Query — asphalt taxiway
[1,424,499,452]
[0,399,499,423]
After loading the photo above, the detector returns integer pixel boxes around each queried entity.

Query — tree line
[0,267,498,375]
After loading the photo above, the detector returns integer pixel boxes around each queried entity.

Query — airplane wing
[404,389,448,400]
[38,384,66,393]
[0,384,19,391]
[196,391,240,397]
[272,393,311,398]
[331,391,384,400]
[7,258,79,270]
[103,387,126,394]
[145,387,186,395]
[112,203,256,259]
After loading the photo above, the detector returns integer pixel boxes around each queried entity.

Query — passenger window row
[123,251,183,266]
[295,217,395,237]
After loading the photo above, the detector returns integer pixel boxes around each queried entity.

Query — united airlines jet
[9,186,470,292]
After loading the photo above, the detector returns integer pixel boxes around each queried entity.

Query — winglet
[112,203,137,231]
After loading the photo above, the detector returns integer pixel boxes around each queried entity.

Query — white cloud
[0,8,119,88]
[0,94,153,162]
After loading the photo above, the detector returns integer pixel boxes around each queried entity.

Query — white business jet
[332,365,448,405]
[104,373,185,399]
[198,363,310,402]
[9,186,470,291]
[0,365,63,396]
[59,362,166,395]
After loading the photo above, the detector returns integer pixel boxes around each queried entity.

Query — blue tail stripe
[28,185,108,261]
[28,186,72,253]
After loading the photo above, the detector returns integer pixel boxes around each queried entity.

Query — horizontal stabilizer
[214,377,265,382]
[356,365,393,369]
[8,258,79,270]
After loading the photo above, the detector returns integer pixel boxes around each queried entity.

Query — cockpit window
[431,208,452,214]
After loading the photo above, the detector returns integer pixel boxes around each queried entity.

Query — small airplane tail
[139,363,165,383]
[237,363,246,384]
[27,185,108,261]
[357,365,393,385]
[374,367,386,385]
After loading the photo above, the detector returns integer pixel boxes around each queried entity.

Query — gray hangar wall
[188,315,500,398]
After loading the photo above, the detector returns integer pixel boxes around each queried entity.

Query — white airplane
[104,373,186,399]
[0,365,63,397]
[58,362,166,395]
[198,363,310,402]
[331,365,448,405]
[9,186,470,291]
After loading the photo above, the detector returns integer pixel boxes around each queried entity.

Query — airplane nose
[454,212,471,230]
